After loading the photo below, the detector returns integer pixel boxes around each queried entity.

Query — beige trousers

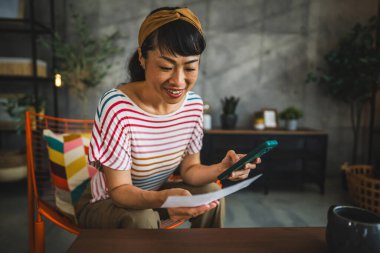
[75,182,225,229]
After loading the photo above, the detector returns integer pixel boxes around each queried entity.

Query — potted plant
[279,106,303,130]
[306,16,380,164]
[0,94,45,133]
[220,96,239,129]
[40,11,123,117]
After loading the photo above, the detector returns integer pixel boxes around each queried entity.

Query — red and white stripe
[88,89,204,203]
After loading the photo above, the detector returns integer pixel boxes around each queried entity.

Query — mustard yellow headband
[138,8,203,47]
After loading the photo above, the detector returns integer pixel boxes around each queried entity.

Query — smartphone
[217,140,279,180]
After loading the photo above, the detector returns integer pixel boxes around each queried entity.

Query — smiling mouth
[164,88,184,98]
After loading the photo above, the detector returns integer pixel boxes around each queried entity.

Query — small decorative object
[279,106,303,130]
[254,118,265,130]
[262,109,278,129]
[203,102,212,130]
[326,205,380,253]
[220,96,239,129]
[253,111,265,130]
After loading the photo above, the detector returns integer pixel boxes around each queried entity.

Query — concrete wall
[61,0,378,175]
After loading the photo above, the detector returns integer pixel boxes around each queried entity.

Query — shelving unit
[0,0,58,118]
[0,17,53,34]
[0,0,58,154]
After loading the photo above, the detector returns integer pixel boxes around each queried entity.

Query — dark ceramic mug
[326,205,380,253]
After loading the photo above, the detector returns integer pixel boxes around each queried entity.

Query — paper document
[161,174,262,208]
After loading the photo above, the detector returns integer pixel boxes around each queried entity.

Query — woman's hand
[167,201,219,221]
[220,150,261,181]
[160,188,219,221]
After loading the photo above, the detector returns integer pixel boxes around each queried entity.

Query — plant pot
[221,114,237,129]
[203,114,212,130]
[286,119,298,130]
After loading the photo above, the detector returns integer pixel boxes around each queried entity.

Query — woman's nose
[169,69,186,86]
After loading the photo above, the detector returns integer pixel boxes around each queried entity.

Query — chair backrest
[26,111,93,211]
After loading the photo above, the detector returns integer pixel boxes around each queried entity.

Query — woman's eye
[160,66,172,71]
[185,68,196,72]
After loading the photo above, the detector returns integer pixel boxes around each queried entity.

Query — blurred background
[2,0,379,175]
[0,0,380,252]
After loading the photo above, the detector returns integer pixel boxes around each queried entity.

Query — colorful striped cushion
[43,129,97,220]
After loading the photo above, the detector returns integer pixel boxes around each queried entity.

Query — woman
[76,6,260,229]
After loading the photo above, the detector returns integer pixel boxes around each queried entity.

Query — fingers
[242,157,261,167]
[228,157,261,181]
[240,157,261,170]
[243,162,256,170]
[228,171,250,181]
[229,153,261,167]
[227,150,240,163]
[222,152,262,182]
[225,152,261,163]
[189,201,219,217]
[178,189,191,196]
[165,188,192,198]
[168,201,219,221]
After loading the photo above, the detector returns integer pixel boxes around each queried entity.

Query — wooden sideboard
[201,129,328,194]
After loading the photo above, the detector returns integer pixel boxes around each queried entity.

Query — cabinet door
[201,134,261,165]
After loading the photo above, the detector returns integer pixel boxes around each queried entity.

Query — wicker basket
[341,163,380,215]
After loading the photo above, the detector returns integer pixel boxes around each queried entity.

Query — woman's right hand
[160,188,219,221]
[167,201,219,221]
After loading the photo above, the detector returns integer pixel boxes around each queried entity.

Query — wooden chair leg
[34,215,45,253]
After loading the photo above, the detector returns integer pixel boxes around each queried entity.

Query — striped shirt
[88,88,204,203]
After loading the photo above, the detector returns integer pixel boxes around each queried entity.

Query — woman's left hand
[220,150,261,181]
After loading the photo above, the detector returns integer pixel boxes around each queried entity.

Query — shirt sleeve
[88,94,132,171]
[186,106,204,155]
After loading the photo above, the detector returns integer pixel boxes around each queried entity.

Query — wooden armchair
[25,112,184,253]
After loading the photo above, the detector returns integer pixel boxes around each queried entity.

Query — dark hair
[128,7,206,82]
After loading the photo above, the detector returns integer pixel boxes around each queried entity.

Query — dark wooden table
[68,227,328,253]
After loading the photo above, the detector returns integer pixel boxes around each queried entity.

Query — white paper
[161,174,262,208]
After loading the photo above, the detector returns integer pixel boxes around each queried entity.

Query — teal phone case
[217,140,279,180]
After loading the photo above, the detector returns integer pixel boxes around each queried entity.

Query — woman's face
[140,49,200,104]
